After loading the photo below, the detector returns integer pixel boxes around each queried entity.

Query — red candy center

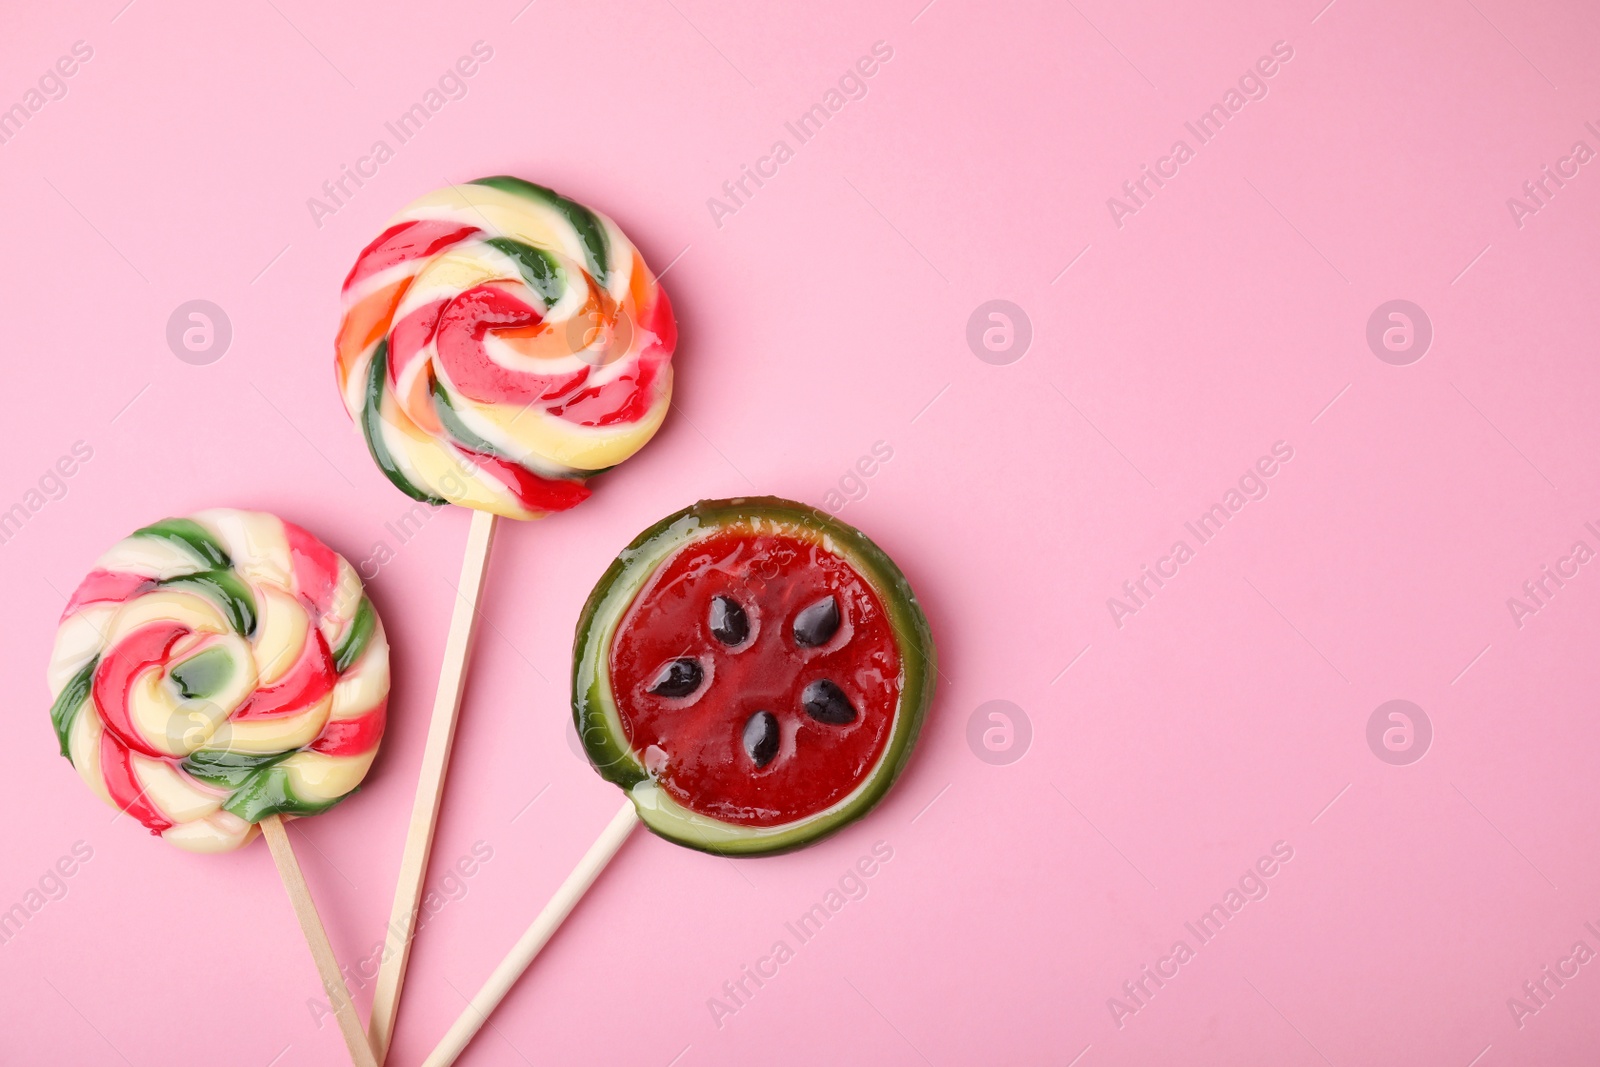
[608,532,903,826]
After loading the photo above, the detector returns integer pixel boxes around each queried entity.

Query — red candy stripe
[460,446,592,513]
[283,520,341,619]
[309,699,388,758]
[342,219,479,293]
[435,284,588,405]
[548,286,674,427]
[232,631,336,721]
[100,733,173,835]
[387,297,448,387]
[93,621,188,758]
[63,569,150,620]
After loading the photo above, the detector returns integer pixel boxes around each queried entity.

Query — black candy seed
[801,679,857,725]
[792,595,840,647]
[647,658,703,698]
[743,711,780,768]
[709,595,750,646]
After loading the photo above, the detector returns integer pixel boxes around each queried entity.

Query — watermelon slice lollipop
[575,496,935,854]
[423,498,935,1066]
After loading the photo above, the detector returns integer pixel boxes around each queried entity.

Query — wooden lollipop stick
[261,814,379,1067]
[422,801,640,1067]
[369,507,498,1063]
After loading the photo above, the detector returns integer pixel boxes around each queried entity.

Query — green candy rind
[484,237,566,306]
[182,749,291,790]
[572,497,937,857]
[49,658,97,760]
[362,341,447,506]
[158,569,258,637]
[333,596,377,672]
[222,762,349,822]
[471,176,611,287]
[132,518,230,569]
[168,646,235,700]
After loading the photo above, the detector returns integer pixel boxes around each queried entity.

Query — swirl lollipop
[335,176,676,1060]
[47,509,388,1066]
[424,498,936,1066]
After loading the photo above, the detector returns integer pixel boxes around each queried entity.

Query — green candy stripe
[158,569,258,636]
[132,518,230,570]
[181,749,290,790]
[484,237,566,306]
[222,763,350,823]
[471,176,610,286]
[333,596,377,672]
[431,379,505,459]
[168,646,235,700]
[49,658,97,759]
[362,341,447,506]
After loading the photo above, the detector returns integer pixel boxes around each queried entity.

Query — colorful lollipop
[424,498,936,1066]
[335,176,677,1061]
[334,176,675,520]
[47,509,388,1066]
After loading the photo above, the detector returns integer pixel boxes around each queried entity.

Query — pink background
[4,0,1600,1063]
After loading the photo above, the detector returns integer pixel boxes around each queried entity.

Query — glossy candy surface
[574,498,935,855]
[335,177,677,519]
[46,510,389,853]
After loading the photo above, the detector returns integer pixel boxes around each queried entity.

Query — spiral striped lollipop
[335,177,677,519]
[46,510,389,853]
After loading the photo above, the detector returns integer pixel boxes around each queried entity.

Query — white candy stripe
[330,631,389,721]
[253,586,310,687]
[163,811,253,853]
[127,670,232,758]
[133,753,224,823]
[196,509,292,591]
[400,184,595,274]
[344,345,378,418]
[393,248,506,322]
[279,748,378,805]
[67,704,114,808]
[96,536,206,577]
[381,407,553,513]
[207,691,333,755]
[47,608,114,692]
[344,257,430,306]
[102,589,229,646]
[321,559,365,647]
